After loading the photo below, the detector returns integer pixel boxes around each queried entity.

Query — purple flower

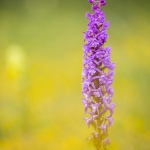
[100,0,106,6]
[89,0,94,3]
[82,0,115,149]
[99,123,107,133]
[83,117,96,129]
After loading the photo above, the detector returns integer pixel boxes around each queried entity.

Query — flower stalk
[82,0,115,149]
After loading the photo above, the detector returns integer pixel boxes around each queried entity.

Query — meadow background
[0,0,150,149]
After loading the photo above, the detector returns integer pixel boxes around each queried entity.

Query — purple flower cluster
[82,0,115,149]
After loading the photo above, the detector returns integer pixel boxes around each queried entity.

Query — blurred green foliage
[0,0,150,149]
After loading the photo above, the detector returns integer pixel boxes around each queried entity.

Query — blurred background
[0,0,150,149]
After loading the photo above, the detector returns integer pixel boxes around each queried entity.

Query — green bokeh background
[0,0,150,149]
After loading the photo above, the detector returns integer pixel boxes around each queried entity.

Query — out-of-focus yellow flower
[5,45,26,80]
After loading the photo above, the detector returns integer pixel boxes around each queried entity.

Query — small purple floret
[89,0,94,3]
[100,0,106,6]
[82,0,115,149]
